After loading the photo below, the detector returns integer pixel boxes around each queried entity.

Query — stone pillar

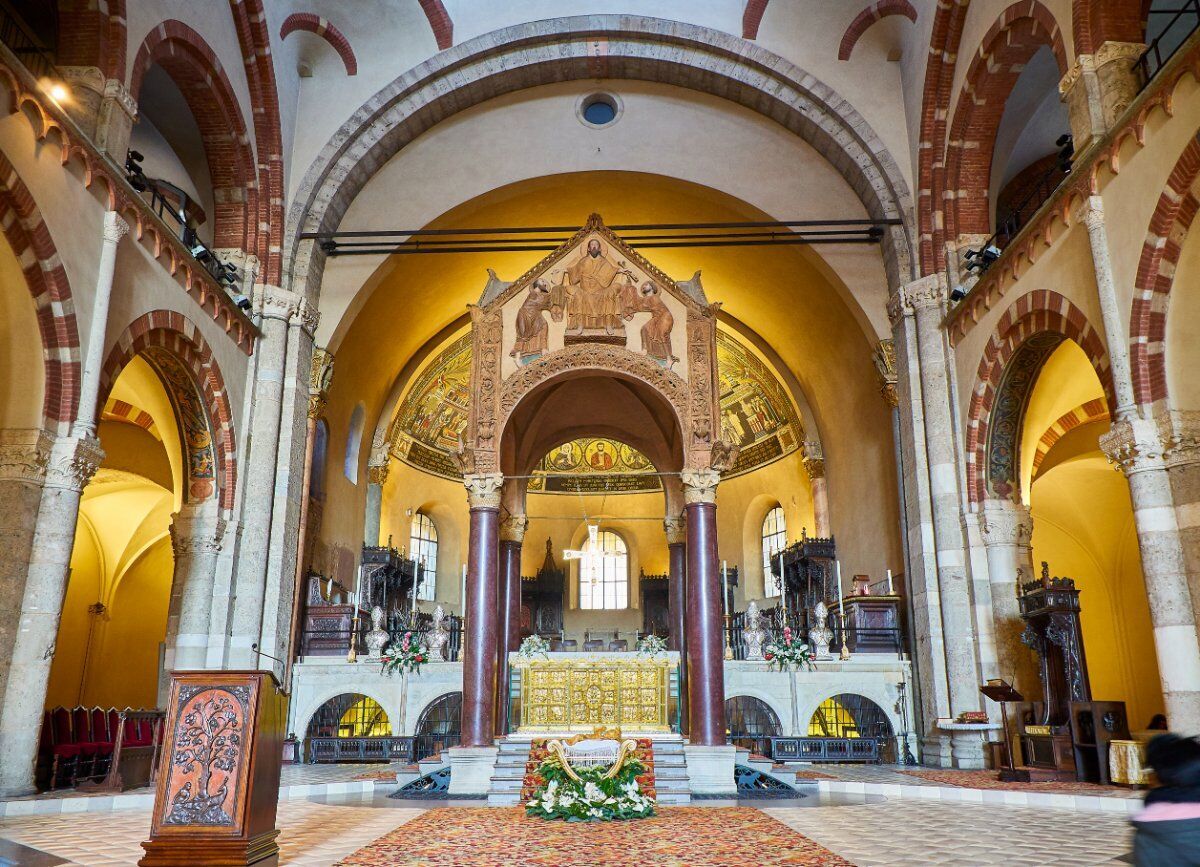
[77,212,128,434]
[1163,412,1200,625]
[802,442,829,536]
[460,473,502,748]
[230,287,315,670]
[1059,43,1146,151]
[665,515,688,734]
[682,470,725,746]
[0,433,104,796]
[363,454,388,547]
[496,515,526,736]
[0,430,52,702]
[1102,417,1200,732]
[59,69,138,164]
[1079,197,1137,417]
[889,275,982,768]
[979,499,1039,696]
[164,501,226,674]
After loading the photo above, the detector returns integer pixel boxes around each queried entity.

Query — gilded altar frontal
[2,1,1195,864]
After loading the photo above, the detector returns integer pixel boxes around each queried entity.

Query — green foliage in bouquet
[763,625,815,672]
[525,753,655,822]
[380,631,428,675]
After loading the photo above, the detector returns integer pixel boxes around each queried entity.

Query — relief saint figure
[623,280,677,370]
[510,278,559,366]
[553,239,633,340]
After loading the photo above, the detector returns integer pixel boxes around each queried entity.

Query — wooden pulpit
[140,671,288,866]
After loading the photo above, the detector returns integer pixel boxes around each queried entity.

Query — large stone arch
[965,290,1112,505]
[98,311,237,512]
[944,1,1068,243]
[129,20,257,252]
[1131,134,1200,408]
[0,150,81,434]
[284,15,916,300]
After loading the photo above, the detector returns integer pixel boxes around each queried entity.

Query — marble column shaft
[683,470,726,747]
[0,434,103,796]
[76,212,128,436]
[979,499,1039,696]
[665,517,688,734]
[496,515,525,737]
[1080,197,1137,415]
[1102,417,1200,732]
[461,474,502,748]
[167,501,227,671]
[363,456,387,547]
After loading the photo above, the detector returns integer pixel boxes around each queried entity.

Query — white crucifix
[563,524,620,589]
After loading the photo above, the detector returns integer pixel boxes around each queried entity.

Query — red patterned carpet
[900,768,1134,796]
[335,807,855,866]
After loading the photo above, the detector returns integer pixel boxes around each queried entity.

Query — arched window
[344,402,365,483]
[409,511,438,601]
[761,506,786,597]
[579,530,628,610]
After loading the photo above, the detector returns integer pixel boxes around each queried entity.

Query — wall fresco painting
[143,347,216,502]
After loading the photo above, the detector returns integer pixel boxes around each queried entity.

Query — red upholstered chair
[48,707,81,789]
[83,707,115,779]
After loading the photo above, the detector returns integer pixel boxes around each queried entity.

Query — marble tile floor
[0,795,1138,866]
[0,800,423,866]
[766,799,1136,866]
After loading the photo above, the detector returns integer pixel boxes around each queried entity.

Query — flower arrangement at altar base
[525,750,655,822]
[636,634,668,657]
[517,634,551,659]
[764,626,815,671]
[380,631,428,675]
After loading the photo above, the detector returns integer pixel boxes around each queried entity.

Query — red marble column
[684,471,726,746]
[495,515,526,737]
[460,474,502,748]
[665,516,688,734]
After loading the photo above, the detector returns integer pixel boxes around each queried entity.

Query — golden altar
[513,654,677,732]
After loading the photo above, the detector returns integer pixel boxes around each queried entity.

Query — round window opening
[582,94,618,126]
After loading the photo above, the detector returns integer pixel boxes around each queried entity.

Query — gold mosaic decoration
[516,658,672,732]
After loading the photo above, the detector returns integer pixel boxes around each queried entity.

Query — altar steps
[395,753,451,788]
[485,737,692,806]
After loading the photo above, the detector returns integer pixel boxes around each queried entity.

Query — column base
[684,744,736,795]
[447,745,499,795]
[919,734,953,768]
[949,732,987,770]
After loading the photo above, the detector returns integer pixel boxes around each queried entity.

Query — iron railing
[0,1,57,81]
[770,736,881,763]
[1140,1,1200,84]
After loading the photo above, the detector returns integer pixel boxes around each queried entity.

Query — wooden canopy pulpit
[140,671,288,866]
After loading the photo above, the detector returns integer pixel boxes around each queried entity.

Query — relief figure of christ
[510,278,560,366]
[552,239,633,337]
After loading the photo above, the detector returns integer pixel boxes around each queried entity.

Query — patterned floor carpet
[334,807,854,866]
[900,768,1134,796]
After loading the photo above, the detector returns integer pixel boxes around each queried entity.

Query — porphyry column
[665,515,688,733]
[496,514,526,736]
[682,469,735,794]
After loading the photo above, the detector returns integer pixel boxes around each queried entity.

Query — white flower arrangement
[636,634,668,657]
[517,634,552,659]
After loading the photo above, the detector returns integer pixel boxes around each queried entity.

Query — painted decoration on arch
[143,347,216,501]
[391,327,801,484]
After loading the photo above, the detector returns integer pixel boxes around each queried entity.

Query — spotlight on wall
[232,293,252,311]
[963,243,1002,275]
[949,284,969,302]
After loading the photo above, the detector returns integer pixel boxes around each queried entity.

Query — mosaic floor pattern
[333,806,853,866]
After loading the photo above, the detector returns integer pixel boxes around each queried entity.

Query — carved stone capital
[366,462,390,486]
[58,65,106,97]
[681,468,721,505]
[887,273,947,323]
[102,77,138,119]
[872,339,898,407]
[1100,416,1168,475]
[464,473,504,510]
[979,499,1034,548]
[169,503,227,558]
[1157,411,1200,470]
[102,210,129,245]
[663,515,686,545]
[801,441,825,480]
[258,285,303,323]
[0,429,53,485]
[44,434,104,492]
[500,514,528,543]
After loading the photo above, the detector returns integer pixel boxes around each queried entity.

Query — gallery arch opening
[1,1,1198,864]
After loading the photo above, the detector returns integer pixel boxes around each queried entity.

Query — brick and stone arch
[98,311,237,512]
[285,16,916,304]
[965,290,1112,505]
[1130,135,1200,408]
[129,20,257,253]
[56,0,128,81]
[0,150,81,434]
[1031,398,1109,476]
[280,14,358,75]
[838,0,919,61]
[943,1,1068,243]
[742,0,770,39]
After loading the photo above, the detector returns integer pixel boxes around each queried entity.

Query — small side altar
[512,652,678,733]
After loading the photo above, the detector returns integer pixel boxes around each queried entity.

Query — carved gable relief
[468,215,723,473]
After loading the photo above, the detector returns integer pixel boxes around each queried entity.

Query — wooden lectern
[980,678,1024,780]
[140,671,287,866]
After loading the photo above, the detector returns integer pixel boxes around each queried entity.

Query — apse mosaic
[390,328,801,486]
